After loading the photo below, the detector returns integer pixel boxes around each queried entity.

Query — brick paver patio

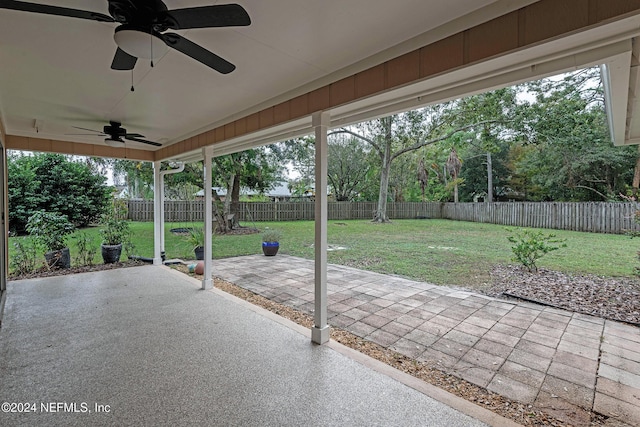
[213,255,640,426]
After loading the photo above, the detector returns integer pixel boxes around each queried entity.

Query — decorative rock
[195,261,205,275]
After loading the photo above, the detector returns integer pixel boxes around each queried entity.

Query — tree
[514,69,636,201]
[327,135,373,201]
[112,160,154,199]
[417,158,429,201]
[458,138,511,202]
[332,99,512,221]
[446,149,462,202]
[8,152,111,232]
[213,147,284,231]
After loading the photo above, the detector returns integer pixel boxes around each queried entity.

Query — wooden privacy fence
[127,200,640,234]
[441,202,640,234]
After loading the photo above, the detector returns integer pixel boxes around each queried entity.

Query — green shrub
[10,236,39,276]
[187,227,205,249]
[100,199,131,246]
[73,231,97,266]
[507,228,566,273]
[26,211,75,252]
[262,229,281,242]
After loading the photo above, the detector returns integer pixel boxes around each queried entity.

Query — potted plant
[262,229,281,256]
[99,201,131,264]
[26,210,75,269]
[188,227,206,260]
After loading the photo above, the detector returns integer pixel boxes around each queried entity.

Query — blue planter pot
[262,241,279,256]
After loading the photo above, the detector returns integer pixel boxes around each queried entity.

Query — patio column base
[201,278,213,290]
[311,325,330,345]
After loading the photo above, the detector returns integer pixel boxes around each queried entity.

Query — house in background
[194,182,293,202]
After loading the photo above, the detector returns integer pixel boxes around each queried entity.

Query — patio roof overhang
[2,1,640,161]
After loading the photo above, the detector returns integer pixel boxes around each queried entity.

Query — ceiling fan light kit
[114,25,168,60]
[104,137,123,147]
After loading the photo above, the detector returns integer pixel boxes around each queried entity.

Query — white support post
[159,166,165,255]
[152,161,163,265]
[312,111,330,344]
[202,146,214,290]
[158,162,185,257]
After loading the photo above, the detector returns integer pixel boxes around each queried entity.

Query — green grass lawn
[9,219,640,287]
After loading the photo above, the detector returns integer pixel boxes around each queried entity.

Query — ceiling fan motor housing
[104,122,126,137]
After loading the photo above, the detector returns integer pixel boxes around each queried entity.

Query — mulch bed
[8,260,145,281]
[488,265,640,326]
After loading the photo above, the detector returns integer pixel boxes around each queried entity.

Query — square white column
[152,161,163,265]
[202,147,214,290]
[312,111,330,344]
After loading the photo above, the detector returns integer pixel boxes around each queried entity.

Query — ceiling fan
[0,0,251,73]
[70,121,162,147]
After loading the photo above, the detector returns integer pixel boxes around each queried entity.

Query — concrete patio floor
[0,265,512,427]
[213,255,640,426]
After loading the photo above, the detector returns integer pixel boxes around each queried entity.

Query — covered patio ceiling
[1,0,640,162]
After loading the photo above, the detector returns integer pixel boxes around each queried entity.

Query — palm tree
[446,149,462,202]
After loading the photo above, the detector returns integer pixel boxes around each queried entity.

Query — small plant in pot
[26,210,75,269]
[99,201,131,264]
[262,229,281,256]
[188,227,206,260]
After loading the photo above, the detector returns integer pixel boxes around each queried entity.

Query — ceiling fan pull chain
[130,69,134,92]
[150,28,154,68]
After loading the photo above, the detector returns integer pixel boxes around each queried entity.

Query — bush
[73,232,97,266]
[262,229,281,242]
[187,227,205,249]
[10,237,39,276]
[507,228,566,273]
[100,199,131,246]
[26,211,75,252]
[8,153,110,232]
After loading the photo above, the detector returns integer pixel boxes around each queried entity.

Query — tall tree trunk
[230,174,241,228]
[223,175,233,217]
[373,117,392,223]
[374,155,391,222]
[446,149,462,203]
[486,152,493,203]
[211,191,229,234]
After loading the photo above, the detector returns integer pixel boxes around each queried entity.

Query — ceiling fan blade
[71,126,104,134]
[161,33,235,74]
[124,135,162,147]
[161,4,250,30]
[0,0,113,22]
[111,48,137,70]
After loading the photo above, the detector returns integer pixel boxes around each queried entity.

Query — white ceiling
[0,0,504,151]
[0,0,638,156]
